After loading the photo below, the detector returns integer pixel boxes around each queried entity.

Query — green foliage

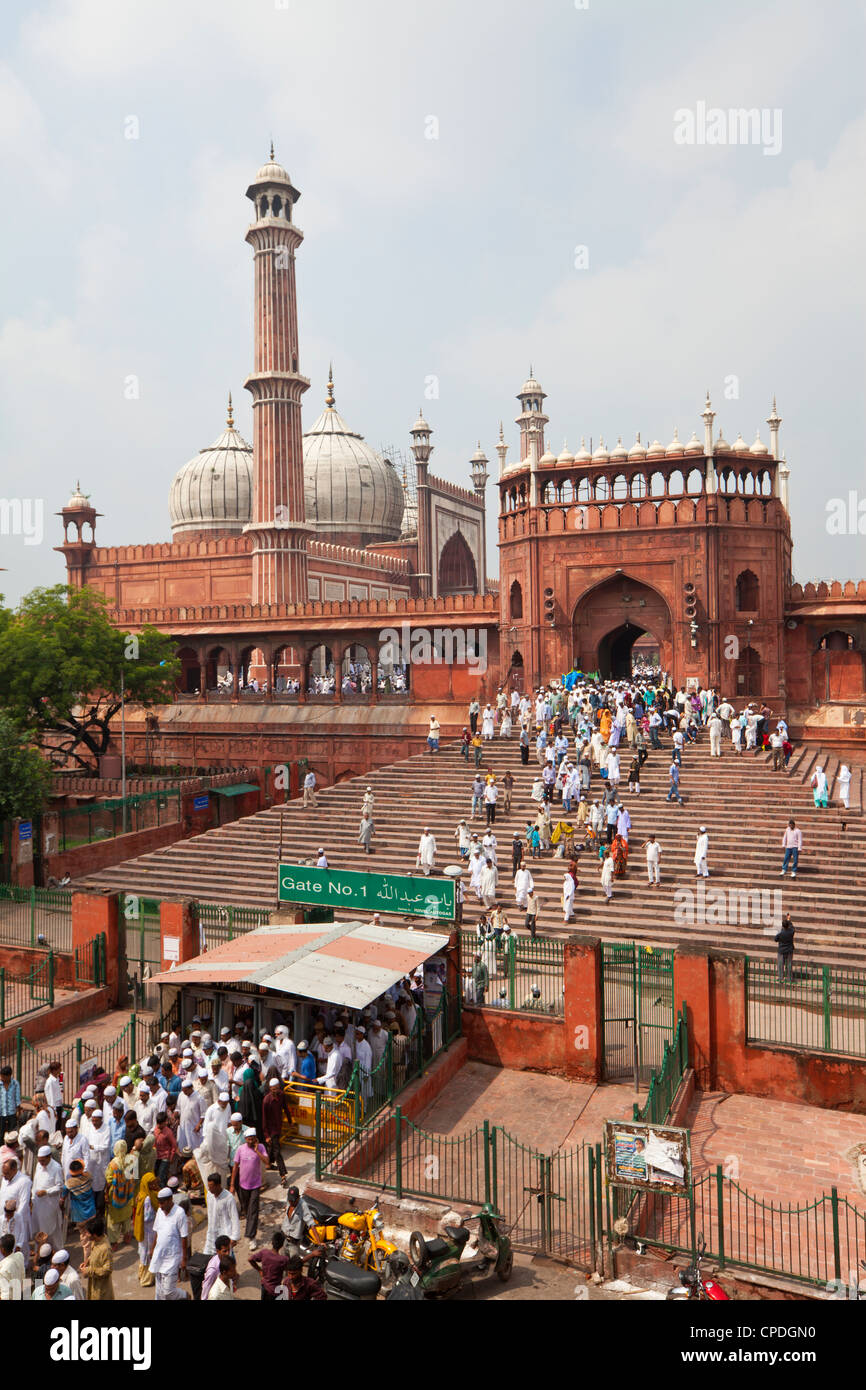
[0,714,53,821]
[0,586,179,770]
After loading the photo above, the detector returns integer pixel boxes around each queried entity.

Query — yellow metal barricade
[280,1079,363,1152]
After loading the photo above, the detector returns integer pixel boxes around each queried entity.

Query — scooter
[667,1234,730,1300]
[400,1205,513,1298]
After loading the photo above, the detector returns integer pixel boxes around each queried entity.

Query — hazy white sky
[1,0,864,604]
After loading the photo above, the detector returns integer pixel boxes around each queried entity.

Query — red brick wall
[0,986,110,1053]
[0,946,77,988]
[71,893,120,1005]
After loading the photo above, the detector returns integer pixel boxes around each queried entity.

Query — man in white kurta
[197,1095,231,1184]
[86,1112,112,1206]
[416,830,436,876]
[177,1080,203,1153]
[355,1028,374,1102]
[694,827,710,878]
[203,1173,240,1255]
[148,1189,189,1300]
[480,860,498,909]
[514,865,534,909]
[274,1028,298,1080]
[31,1146,65,1249]
[562,872,575,923]
[60,1121,88,1180]
[43,1066,63,1133]
[469,849,484,900]
[0,1159,32,1257]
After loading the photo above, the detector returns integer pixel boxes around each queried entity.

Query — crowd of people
[447,671,812,991]
[0,980,429,1302]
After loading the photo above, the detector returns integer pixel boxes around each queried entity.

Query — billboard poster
[604,1119,692,1194]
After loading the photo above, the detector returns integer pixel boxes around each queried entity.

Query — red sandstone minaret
[243,147,310,605]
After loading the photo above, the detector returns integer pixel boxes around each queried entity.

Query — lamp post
[120,666,127,833]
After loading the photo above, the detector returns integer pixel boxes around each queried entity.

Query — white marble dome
[302,376,404,543]
[169,401,253,537]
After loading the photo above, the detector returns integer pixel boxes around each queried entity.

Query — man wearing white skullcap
[31,1145,64,1249]
[195,1092,231,1188]
[177,1078,202,1154]
[135,1083,158,1133]
[32,1265,74,1300]
[60,1118,88,1180]
[101,1085,118,1125]
[51,1248,84,1301]
[227,1113,245,1167]
[147,1188,189,1300]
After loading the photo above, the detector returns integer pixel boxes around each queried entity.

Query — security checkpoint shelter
[152,918,452,1042]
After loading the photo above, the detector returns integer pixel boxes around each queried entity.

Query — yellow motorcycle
[337,1200,401,1281]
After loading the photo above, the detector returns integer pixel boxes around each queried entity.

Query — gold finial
[326,363,335,408]
[226,392,234,428]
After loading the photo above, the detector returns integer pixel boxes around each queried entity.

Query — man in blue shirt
[0,1069,21,1145]
[292,1042,317,1084]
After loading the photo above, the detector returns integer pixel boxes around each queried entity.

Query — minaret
[470,442,489,594]
[516,368,548,462]
[701,390,716,493]
[767,396,782,460]
[496,422,508,478]
[55,483,101,589]
[410,409,433,598]
[243,147,311,605]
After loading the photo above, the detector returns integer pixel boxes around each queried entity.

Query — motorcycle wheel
[496,1248,514,1282]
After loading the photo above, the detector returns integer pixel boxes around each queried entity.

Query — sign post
[278,864,455,921]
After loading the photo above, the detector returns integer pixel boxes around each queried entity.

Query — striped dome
[169,404,253,537]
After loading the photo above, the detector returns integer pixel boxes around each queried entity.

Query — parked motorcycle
[393,1205,513,1298]
[306,1255,383,1302]
[302,1194,402,1282]
[667,1234,730,1300]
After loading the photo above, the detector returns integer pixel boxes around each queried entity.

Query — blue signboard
[193,795,210,811]
[18,822,32,841]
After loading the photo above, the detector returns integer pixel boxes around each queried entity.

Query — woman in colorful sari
[132,1172,160,1286]
[104,1140,136,1247]
[611,832,629,880]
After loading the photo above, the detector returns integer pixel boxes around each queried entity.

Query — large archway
[572,574,673,679]
[438,531,477,595]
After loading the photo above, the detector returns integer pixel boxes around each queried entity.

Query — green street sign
[278,863,455,921]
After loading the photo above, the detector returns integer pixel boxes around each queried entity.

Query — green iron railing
[623,1168,866,1290]
[633,1003,689,1124]
[197,901,273,950]
[459,929,565,1016]
[74,932,107,988]
[0,953,55,1028]
[0,884,73,951]
[746,957,866,1057]
[52,789,181,850]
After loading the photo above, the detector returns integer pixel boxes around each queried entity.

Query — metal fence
[746,957,866,1057]
[0,954,55,1027]
[0,884,73,951]
[197,901,273,951]
[459,930,565,1015]
[633,1005,689,1124]
[48,789,181,851]
[317,986,462,1173]
[602,941,675,1086]
[620,1168,866,1290]
[0,1001,181,1106]
[73,932,107,989]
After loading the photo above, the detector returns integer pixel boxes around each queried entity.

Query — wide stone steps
[82,732,866,967]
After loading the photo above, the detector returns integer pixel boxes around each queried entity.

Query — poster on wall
[604,1119,691,1194]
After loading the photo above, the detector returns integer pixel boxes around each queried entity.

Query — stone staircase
[81,729,866,968]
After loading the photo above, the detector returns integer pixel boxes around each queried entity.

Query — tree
[0,586,179,771]
[0,714,54,822]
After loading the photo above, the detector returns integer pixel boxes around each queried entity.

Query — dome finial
[269,138,274,161]
[326,364,335,408]
[226,392,234,428]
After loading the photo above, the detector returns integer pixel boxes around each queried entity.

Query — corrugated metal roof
[152,919,449,1009]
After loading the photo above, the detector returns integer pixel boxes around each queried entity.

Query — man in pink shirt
[781,820,802,878]
[229,1129,268,1240]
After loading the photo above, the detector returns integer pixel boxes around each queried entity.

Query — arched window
[735,569,759,611]
[818,630,856,651]
[438,532,477,594]
[509,581,523,620]
[577,477,592,503]
[631,473,647,499]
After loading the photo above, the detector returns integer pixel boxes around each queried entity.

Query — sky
[1,0,864,605]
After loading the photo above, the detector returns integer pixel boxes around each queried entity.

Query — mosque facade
[54,153,866,769]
